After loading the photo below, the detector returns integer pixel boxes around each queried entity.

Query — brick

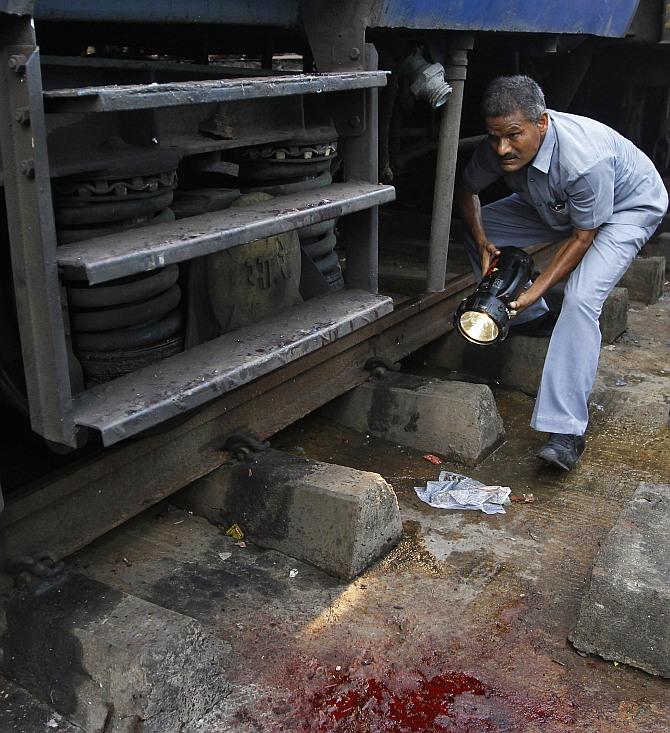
[499,334,549,397]
[414,328,506,381]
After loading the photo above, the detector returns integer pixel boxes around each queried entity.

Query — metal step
[73,289,393,446]
[57,182,396,284]
[44,71,389,113]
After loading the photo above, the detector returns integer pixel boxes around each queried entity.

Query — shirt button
[529,178,535,182]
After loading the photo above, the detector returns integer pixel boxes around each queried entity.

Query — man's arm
[510,226,597,312]
[455,181,500,275]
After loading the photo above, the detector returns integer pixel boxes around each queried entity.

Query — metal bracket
[364,356,400,378]
[301,0,369,72]
[223,431,271,462]
[0,3,34,17]
[0,15,76,445]
[6,552,65,587]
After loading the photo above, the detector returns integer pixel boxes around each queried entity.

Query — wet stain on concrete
[374,519,447,577]
[368,376,400,434]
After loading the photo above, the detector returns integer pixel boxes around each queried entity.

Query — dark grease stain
[403,411,420,433]
[149,542,289,621]
[1,573,124,716]
[222,448,321,543]
[368,377,398,434]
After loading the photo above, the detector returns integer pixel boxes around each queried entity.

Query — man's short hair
[482,75,546,123]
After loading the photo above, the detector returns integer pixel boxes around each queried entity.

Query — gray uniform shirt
[463,109,668,232]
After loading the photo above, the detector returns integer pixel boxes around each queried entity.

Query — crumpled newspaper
[415,471,511,514]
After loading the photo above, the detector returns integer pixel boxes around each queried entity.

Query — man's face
[485,110,548,172]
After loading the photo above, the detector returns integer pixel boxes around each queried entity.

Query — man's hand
[509,286,539,314]
[456,182,498,277]
[510,227,598,314]
[479,240,501,276]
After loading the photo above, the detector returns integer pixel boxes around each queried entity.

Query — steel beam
[0,16,75,445]
[73,291,393,445]
[341,45,380,293]
[44,71,388,113]
[57,182,395,284]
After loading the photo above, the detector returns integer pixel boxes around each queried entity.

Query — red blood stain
[303,670,499,732]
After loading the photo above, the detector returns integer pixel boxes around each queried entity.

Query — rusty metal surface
[73,290,394,445]
[57,182,396,284]
[43,71,389,113]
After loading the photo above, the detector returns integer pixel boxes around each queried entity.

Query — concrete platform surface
[569,482,670,676]
[0,675,81,733]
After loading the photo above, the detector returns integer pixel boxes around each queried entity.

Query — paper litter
[415,471,511,514]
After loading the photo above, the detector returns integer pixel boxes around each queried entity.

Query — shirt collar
[530,114,555,174]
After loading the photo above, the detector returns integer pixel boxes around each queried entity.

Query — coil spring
[54,169,184,385]
[233,135,344,290]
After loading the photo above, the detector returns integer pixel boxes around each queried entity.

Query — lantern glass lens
[459,311,499,344]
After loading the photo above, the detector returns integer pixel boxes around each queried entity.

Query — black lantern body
[455,246,534,345]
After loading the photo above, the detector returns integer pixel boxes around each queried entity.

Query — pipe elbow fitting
[401,51,452,109]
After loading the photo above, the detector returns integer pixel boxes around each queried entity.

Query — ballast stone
[176,448,402,580]
[569,482,670,677]
[321,372,505,465]
[1,573,231,733]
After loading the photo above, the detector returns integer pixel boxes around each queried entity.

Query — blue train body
[33,0,641,38]
[371,0,640,37]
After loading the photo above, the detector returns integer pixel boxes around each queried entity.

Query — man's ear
[537,111,549,135]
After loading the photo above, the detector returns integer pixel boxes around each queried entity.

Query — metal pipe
[427,44,470,293]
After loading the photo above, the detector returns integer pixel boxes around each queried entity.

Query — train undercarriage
[0,0,668,574]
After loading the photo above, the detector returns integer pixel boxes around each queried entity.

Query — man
[456,75,668,470]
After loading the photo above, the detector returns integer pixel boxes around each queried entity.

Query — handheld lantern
[455,246,534,345]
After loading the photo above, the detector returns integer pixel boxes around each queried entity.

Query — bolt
[8,54,27,74]
[349,115,361,128]
[14,107,30,126]
[349,47,361,60]
[20,159,34,178]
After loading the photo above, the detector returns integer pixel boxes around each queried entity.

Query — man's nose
[497,137,511,156]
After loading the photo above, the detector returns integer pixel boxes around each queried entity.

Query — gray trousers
[464,194,657,436]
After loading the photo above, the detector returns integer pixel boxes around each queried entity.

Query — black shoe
[536,433,585,471]
[513,311,558,338]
